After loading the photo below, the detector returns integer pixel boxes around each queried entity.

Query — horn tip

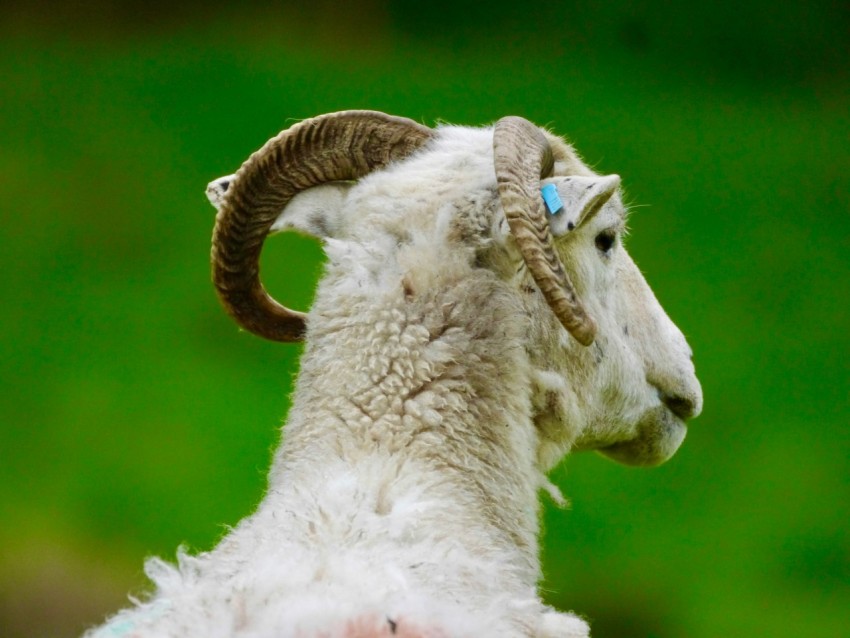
[571,320,597,347]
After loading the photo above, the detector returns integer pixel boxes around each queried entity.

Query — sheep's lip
[598,406,688,467]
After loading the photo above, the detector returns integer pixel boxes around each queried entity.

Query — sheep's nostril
[661,392,696,420]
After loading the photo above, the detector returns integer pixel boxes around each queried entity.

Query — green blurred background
[1,2,847,637]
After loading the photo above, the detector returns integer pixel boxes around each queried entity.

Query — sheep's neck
[270,268,543,584]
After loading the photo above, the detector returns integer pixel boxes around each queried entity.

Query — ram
[86,111,702,638]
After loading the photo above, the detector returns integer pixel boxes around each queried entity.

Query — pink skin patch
[310,614,448,638]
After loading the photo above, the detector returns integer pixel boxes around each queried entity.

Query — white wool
[86,117,701,638]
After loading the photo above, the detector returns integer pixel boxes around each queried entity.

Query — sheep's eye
[595,230,617,254]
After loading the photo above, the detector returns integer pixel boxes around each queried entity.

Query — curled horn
[211,110,433,342]
[493,116,596,346]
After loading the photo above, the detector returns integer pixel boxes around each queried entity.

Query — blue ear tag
[541,184,563,215]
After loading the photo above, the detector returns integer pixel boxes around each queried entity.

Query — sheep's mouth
[598,406,688,467]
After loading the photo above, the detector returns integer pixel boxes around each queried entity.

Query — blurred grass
[1,3,848,637]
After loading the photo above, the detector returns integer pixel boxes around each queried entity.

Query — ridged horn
[211,110,433,341]
[493,116,596,346]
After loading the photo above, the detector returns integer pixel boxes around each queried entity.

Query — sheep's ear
[545,174,621,237]
[269,182,352,239]
[206,174,235,210]
[206,175,352,239]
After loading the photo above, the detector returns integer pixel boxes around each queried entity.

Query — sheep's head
[208,111,701,469]
[519,134,703,469]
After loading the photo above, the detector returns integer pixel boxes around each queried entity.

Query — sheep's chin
[598,406,687,467]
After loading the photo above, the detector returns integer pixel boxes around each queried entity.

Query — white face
[524,175,703,467]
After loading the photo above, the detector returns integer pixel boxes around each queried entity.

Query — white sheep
[85,111,702,638]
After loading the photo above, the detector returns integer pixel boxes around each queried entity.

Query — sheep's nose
[649,364,703,421]
[656,384,703,420]
[660,392,698,420]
